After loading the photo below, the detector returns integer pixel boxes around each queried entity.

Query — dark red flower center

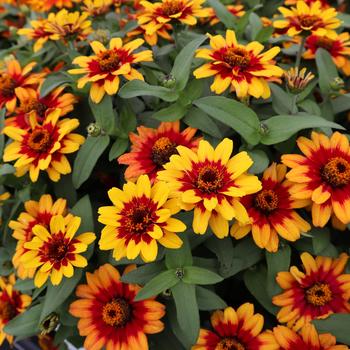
[321,157,350,187]
[217,338,245,350]
[41,234,69,262]
[299,15,320,29]
[195,165,224,193]
[151,136,178,166]
[102,298,131,328]
[28,128,52,153]
[306,283,332,306]
[254,189,279,213]
[124,204,155,234]
[98,49,120,72]
[162,0,184,16]
[0,74,16,97]
[0,299,17,322]
[21,98,47,117]
[315,36,334,50]
[223,47,250,68]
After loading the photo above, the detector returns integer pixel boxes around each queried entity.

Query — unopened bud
[175,267,184,279]
[285,67,314,94]
[259,122,269,136]
[330,77,344,91]
[87,122,102,137]
[40,313,59,335]
[160,74,176,89]
[91,29,110,44]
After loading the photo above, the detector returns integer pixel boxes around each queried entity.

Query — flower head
[273,323,349,350]
[81,0,113,16]
[3,108,85,182]
[69,38,153,103]
[21,214,96,287]
[69,264,165,350]
[273,252,350,330]
[0,58,44,112]
[118,121,200,182]
[282,132,350,229]
[157,138,262,238]
[231,163,311,252]
[0,275,32,346]
[304,33,350,75]
[284,67,315,93]
[98,174,186,262]
[193,30,283,99]
[9,194,71,279]
[284,0,331,9]
[26,0,75,12]
[274,1,341,39]
[192,304,278,350]
[6,86,78,129]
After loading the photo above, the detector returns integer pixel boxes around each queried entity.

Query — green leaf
[266,245,291,298]
[119,80,179,102]
[316,48,339,95]
[0,164,15,176]
[0,109,5,157]
[182,266,223,285]
[118,101,137,135]
[193,96,261,145]
[165,235,193,269]
[207,0,237,28]
[311,228,331,255]
[255,26,274,43]
[71,195,94,233]
[260,114,344,145]
[14,278,35,292]
[249,12,263,40]
[89,95,115,135]
[171,282,200,346]
[170,35,206,91]
[135,269,179,301]
[109,138,129,161]
[196,286,227,310]
[4,304,42,337]
[270,83,295,115]
[247,149,269,174]
[298,99,321,116]
[313,314,350,345]
[152,102,188,122]
[72,135,110,188]
[121,262,166,284]
[40,73,72,97]
[331,94,350,114]
[338,13,350,28]
[40,269,83,322]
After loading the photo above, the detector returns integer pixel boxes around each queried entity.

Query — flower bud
[285,67,314,94]
[87,123,103,137]
[330,77,345,91]
[40,313,59,335]
[160,74,176,89]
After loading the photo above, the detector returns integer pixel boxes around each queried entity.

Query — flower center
[162,0,183,16]
[124,204,154,234]
[42,235,68,262]
[254,189,279,213]
[315,36,334,51]
[102,298,131,328]
[306,283,332,306]
[217,338,245,350]
[299,15,320,29]
[98,50,120,72]
[0,75,16,97]
[21,98,47,117]
[196,165,224,193]
[223,47,250,68]
[151,136,178,166]
[0,299,17,322]
[321,157,350,187]
[28,128,52,153]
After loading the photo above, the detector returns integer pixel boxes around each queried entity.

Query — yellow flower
[98,174,186,262]
[193,30,283,99]
[81,0,113,16]
[157,138,262,238]
[3,108,85,183]
[21,214,96,287]
[273,1,341,39]
[69,38,153,103]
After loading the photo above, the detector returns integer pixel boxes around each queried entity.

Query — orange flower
[26,0,75,12]
[70,264,165,350]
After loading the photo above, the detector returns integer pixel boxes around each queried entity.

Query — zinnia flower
[6,86,78,129]
[273,323,349,350]
[192,303,278,350]
[0,275,32,346]
[304,33,350,76]
[284,0,330,8]
[0,58,44,112]
[69,38,153,103]
[157,138,262,238]
[272,252,350,330]
[98,174,186,262]
[69,264,165,350]
[3,108,85,182]
[81,0,113,16]
[282,132,350,230]
[9,194,70,279]
[273,1,341,39]
[193,30,283,99]
[26,0,75,12]
[118,121,200,182]
[21,214,96,287]
[231,163,311,253]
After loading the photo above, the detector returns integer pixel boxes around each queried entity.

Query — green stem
[295,36,306,69]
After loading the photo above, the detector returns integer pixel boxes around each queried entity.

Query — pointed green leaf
[183,266,223,285]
